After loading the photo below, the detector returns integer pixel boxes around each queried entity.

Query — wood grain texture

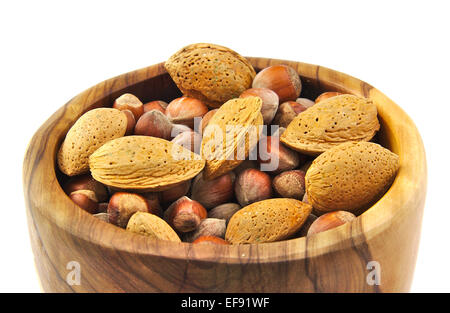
[23,58,427,292]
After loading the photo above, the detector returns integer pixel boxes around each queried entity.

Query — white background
[1,0,448,292]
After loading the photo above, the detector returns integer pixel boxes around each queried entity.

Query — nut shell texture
[225,198,312,244]
[89,136,205,191]
[165,43,256,108]
[281,95,380,155]
[126,212,181,242]
[201,97,263,180]
[305,141,399,213]
[57,108,127,176]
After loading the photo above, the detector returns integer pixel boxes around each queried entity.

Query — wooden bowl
[23,57,427,292]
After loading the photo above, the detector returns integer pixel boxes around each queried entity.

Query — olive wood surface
[23,57,427,292]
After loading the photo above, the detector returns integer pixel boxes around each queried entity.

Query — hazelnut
[140,192,162,216]
[165,96,208,128]
[272,101,297,128]
[307,211,356,235]
[240,88,279,124]
[296,97,315,109]
[315,91,343,103]
[171,124,193,138]
[164,196,207,233]
[143,100,168,114]
[192,236,229,245]
[284,100,307,114]
[252,65,302,102]
[208,203,241,224]
[122,109,136,136]
[113,93,144,120]
[69,190,98,214]
[191,172,236,209]
[258,136,302,173]
[97,202,109,213]
[63,174,108,202]
[171,131,202,154]
[107,192,151,228]
[198,109,218,135]
[296,214,318,237]
[272,170,306,199]
[233,159,259,176]
[160,180,192,205]
[134,110,173,139]
[182,218,227,242]
[93,212,110,222]
[235,168,272,207]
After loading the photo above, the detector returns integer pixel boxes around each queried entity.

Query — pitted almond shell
[89,136,205,191]
[57,108,127,176]
[225,198,312,244]
[280,94,380,155]
[165,43,256,108]
[305,141,399,213]
[126,212,181,242]
[201,97,263,180]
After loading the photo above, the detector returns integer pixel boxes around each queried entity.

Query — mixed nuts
[58,43,400,245]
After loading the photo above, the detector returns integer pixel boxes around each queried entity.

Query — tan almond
[126,212,181,242]
[225,198,312,244]
[57,108,127,176]
[89,135,205,191]
[201,97,263,180]
[165,43,256,108]
[305,141,399,213]
[280,94,380,155]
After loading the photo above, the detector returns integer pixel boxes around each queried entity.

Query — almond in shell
[89,135,205,191]
[225,198,312,244]
[57,108,128,176]
[126,212,181,242]
[280,94,380,155]
[165,43,256,108]
[305,141,399,213]
[201,97,263,180]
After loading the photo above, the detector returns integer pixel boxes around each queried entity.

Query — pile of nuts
[58,43,399,245]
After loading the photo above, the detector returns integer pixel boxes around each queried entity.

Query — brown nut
[208,203,241,224]
[63,174,109,203]
[315,91,343,103]
[160,180,192,205]
[272,170,306,200]
[191,172,236,209]
[182,218,227,242]
[171,124,193,138]
[233,159,259,176]
[296,97,315,109]
[113,93,144,120]
[69,190,98,214]
[307,211,356,235]
[257,136,302,173]
[165,96,209,128]
[284,100,307,114]
[143,100,167,114]
[198,109,218,135]
[240,88,279,124]
[134,110,173,139]
[171,131,202,155]
[234,168,272,207]
[164,196,207,233]
[296,213,318,237]
[140,192,162,216]
[252,65,302,102]
[192,235,229,245]
[272,101,298,128]
[97,202,109,213]
[122,109,136,136]
[107,192,150,228]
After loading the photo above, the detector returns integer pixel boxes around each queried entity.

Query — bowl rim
[23,57,427,264]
